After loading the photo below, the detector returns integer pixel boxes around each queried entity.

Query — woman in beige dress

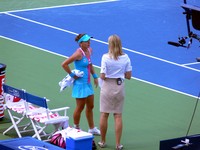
[98,34,132,150]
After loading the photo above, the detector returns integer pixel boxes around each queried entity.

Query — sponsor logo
[18,145,48,150]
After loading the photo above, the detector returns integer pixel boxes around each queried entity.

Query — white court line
[0,0,119,14]
[4,12,200,73]
[0,35,197,99]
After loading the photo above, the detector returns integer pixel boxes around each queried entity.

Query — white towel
[59,69,84,92]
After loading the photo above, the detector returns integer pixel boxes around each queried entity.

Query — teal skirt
[72,83,94,98]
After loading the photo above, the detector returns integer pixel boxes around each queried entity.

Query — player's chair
[24,92,70,141]
[2,84,34,138]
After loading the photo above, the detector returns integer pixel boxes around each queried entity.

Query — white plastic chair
[2,84,33,137]
[24,92,70,141]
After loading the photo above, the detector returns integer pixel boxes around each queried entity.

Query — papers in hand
[59,69,84,92]
[98,78,103,88]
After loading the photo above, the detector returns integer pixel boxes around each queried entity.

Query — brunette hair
[108,34,123,60]
[75,33,85,42]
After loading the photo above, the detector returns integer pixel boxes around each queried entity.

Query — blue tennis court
[1,0,200,97]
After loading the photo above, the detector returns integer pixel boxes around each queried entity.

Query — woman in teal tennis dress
[61,33,100,135]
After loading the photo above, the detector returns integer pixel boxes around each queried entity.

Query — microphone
[168,41,182,47]
[168,41,187,48]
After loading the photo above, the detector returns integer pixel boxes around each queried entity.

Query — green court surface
[0,0,102,12]
[1,1,200,150]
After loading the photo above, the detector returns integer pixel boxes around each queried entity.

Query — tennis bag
[50,131,66,148]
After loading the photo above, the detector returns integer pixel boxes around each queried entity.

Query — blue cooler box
[66,128,93,150]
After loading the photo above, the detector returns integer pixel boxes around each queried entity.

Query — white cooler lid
[66,127,93,140]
